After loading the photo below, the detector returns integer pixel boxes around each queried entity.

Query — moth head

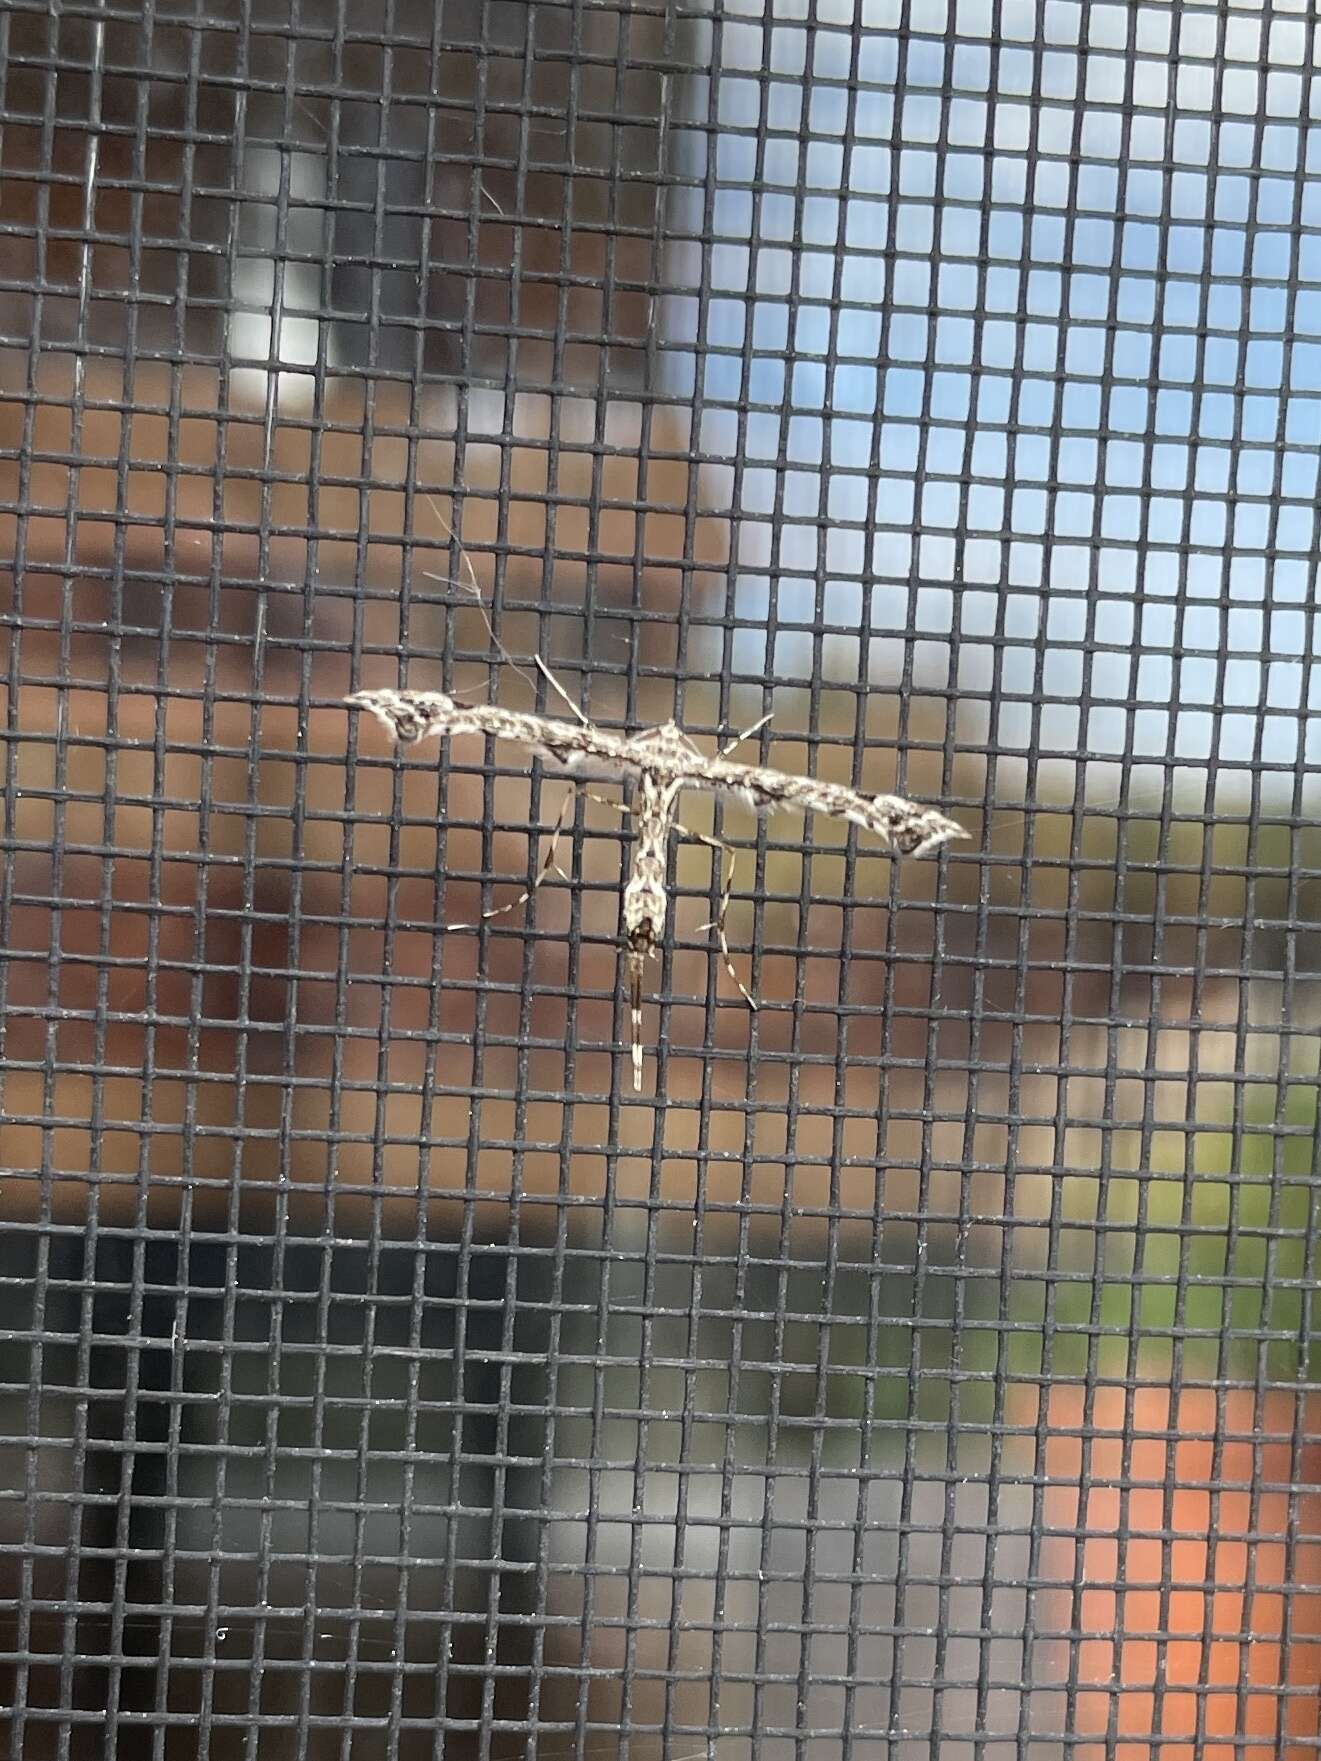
[345,688,456,747]
[883,803,968,859]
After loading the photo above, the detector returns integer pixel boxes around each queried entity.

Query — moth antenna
[423,491,589,726]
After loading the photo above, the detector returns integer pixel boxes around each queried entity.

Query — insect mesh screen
[0,2,1318,1758]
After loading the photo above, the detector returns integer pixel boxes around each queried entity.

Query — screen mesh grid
[0,3,1317,1759]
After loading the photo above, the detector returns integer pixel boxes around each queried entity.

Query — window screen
[0,4,1317,1759]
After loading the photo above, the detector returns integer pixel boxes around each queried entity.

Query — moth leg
[443,787,577,932]
[681,826,757,1012]
[573,788,630,818]
[717,712,774,761]
[532,654,593,728]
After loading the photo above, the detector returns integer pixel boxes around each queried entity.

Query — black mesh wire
[0,2,1318,1758]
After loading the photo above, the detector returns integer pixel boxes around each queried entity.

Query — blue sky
[661,0,1321,799]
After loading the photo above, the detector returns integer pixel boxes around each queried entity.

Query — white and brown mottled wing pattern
[691,758,967,858]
